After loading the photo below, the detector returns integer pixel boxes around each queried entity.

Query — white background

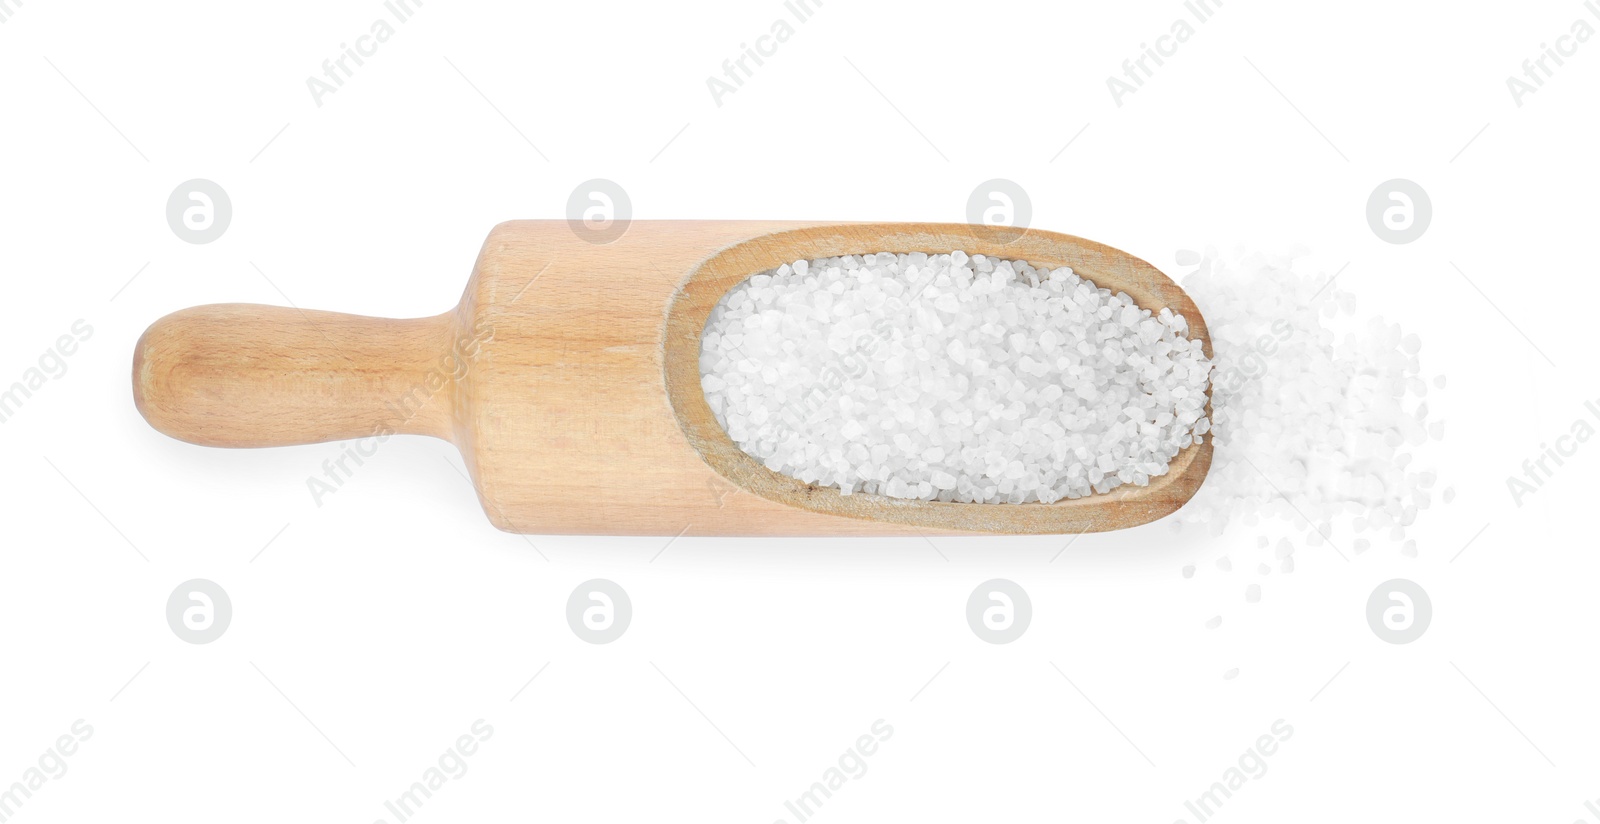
[2,0,1596,821]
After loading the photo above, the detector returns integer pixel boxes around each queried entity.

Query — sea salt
[1172,248,1441,554]
[700,252,1213,503]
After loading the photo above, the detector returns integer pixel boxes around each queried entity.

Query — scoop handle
[133,304,464,447]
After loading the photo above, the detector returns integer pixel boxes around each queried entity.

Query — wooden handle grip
[133,304,463,447]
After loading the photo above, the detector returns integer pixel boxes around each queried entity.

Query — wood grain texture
[133,220,1212,536]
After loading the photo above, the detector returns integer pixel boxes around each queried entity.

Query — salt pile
[699,252,1214,504]
[1174,247,1444,552]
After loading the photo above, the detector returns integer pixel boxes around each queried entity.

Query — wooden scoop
[133,221,1212,536]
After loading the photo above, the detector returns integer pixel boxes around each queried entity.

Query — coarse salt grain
[699,252,1214,504]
